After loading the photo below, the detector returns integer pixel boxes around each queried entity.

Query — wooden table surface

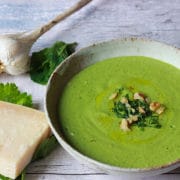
[0,0,180,179]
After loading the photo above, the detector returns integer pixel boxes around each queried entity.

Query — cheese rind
[0,101,50,179]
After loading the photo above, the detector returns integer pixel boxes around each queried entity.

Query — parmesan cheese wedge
[0,101,50,179]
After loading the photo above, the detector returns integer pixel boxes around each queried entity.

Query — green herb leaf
[0,83,32,107]
[113,101,128,118]
[145,115,161,128]
[32,136,58,162]
[30,41,77,85]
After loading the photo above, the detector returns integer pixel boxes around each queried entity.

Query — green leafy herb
[0,83,32,107]
[113,101,128,118]
[32,136,58,162]
[30,41,77,85]
[145,115,161,128]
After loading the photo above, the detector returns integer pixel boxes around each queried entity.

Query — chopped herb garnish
[113,101,128,118]
[110,87,165,131]
[145,115,162,128]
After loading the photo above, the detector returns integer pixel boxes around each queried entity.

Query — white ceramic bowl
[45,38,180,177]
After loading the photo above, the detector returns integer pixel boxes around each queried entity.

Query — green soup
[58,56,180,168]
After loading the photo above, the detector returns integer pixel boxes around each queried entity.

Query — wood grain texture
[0,0,179,179]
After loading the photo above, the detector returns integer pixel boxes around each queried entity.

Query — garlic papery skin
[0,62,5,73]
[0,34,32,75]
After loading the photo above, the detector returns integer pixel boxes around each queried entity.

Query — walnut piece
[149,102,161,111]
[156,106,165,115]
[120,119,130,131]
[121,97,128,104]
[138,106,145,114]
[133,92,145,101]
[127,115,138,124]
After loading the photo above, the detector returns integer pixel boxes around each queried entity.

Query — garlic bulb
[0,33,33,75]
[0,0,92,75]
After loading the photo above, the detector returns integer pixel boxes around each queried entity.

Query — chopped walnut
[133,92,145,101]
[156,106,165,115]
[127,115,138,124]
[138,106,145,114]
[121,97,128,104]
[130,115,138,122]
[127,118,133,124]
[149,102,161,112]
[120,119,130,131]
[127,119,133,124]
[109,92,118,100]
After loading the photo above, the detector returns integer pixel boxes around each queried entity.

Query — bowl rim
[45,37,180,173]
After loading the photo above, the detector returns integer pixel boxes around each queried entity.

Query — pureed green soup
[58,56,180,168]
